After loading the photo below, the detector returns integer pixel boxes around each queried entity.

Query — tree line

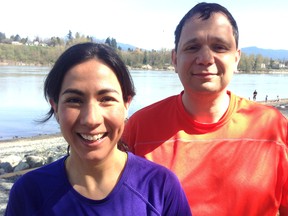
[0,31,287,72]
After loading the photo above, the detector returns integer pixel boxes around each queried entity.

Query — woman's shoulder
[12,156,68,194]
[126,152,179,182]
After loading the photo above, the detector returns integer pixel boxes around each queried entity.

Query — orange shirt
[123,91,288,216]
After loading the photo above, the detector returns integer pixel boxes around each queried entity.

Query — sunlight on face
[172,13,240,96]
[52,59,130,162]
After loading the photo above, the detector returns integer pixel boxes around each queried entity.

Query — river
[0,66,287,140]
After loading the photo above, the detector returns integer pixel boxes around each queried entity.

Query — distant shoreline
[258,98,288,106]
[1,63,288,74]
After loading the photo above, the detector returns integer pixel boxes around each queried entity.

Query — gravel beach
[0,103,287,215]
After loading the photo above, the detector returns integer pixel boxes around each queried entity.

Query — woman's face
[51,59,131,162]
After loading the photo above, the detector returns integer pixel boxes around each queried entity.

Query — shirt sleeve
[162,171,192,216]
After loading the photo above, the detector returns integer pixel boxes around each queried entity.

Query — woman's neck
[65,149,128,200]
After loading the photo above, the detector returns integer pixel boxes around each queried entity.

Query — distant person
[277,95,280,102]
[5,43,191,216]
[253,89,257,101]
[123,2,288,215]
[265,95,268,102]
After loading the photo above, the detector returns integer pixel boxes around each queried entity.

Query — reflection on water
[1,66,288,140]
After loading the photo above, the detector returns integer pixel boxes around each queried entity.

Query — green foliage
[238,53,273,72]
[0,29,286,72]
[0,43,65,65]
[0,42,173,69]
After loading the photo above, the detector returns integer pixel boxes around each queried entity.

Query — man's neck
[182,90,230,123]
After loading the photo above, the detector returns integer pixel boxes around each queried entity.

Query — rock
[26,156,46,168]
[0,162,13,173]
[0,155,22,173]
[0,168,5,175]
[0,155,22,167]
[14,162,29,172]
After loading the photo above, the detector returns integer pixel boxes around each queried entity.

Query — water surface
[1,66,287,140]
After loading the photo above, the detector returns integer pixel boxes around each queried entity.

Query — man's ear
[171,49,177,73]
[233,49,241,73]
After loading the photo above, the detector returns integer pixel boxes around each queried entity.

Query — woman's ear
[124,96,132,119]
[125,96,132,109]
[49,99,59,122]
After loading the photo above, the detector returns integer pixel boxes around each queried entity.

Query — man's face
[172,12,241,96]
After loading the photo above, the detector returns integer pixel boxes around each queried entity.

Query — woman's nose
[80,102,103,127]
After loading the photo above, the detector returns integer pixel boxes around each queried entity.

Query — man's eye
[185,45,199,51]
[213,45,228,52]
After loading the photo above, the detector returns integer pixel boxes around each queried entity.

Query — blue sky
[1,0,288,50]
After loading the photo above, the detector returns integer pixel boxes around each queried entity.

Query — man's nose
[195,46,215,65]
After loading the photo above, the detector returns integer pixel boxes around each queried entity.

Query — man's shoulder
[235,95,287,120]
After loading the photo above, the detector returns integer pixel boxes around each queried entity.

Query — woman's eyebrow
[97,88,120,95]
[62,88,84,96]
[61,88,120,96]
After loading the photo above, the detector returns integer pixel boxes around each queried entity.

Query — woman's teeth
[81,133,105,141]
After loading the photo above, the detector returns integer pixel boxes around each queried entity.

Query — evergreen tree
[14,34,21,41]
[67,30,73,41]
[0,32,6,42]
[105,37,111,46]
[143,51,148,64]
[111,38,117,49]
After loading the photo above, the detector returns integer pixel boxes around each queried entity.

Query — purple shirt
[5,152,192,216]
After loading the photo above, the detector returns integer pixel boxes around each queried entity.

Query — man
[253,90,257,101]
[122,2,288,216]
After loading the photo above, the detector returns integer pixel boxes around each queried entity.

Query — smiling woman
[51,59,130,163]
[4,42,192,216]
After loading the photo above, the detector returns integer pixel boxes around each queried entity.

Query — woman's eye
[100,96,117,103]
[65,98,82,104]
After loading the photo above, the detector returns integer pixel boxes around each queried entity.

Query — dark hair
[42,42,136,123]
[174,2,239,51]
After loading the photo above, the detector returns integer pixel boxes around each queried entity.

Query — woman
[5,43,191,216]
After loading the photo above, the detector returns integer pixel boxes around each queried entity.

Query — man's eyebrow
[212,37,230,45]
[183,37,229,45]
[182,38,198,46]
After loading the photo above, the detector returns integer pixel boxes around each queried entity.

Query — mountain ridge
[237,46,288,60]
[93,37,288,60]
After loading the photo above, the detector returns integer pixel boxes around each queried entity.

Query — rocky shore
[0,134,67,215]
[0,102,287,215]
